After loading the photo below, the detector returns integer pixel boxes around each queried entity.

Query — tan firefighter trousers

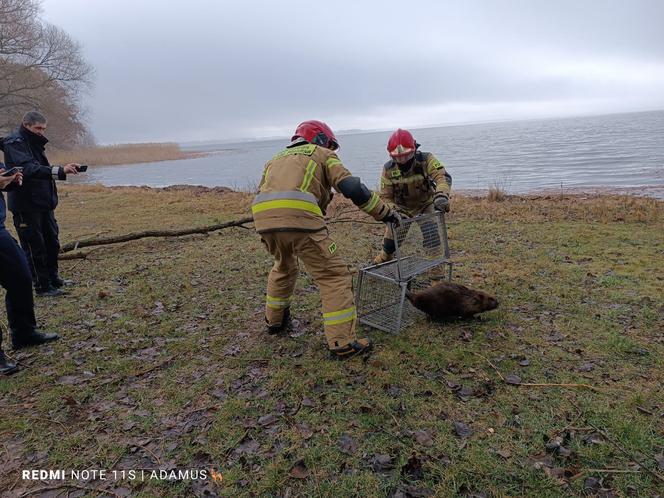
[261,229,357,350]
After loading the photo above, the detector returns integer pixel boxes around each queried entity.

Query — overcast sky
[41,0,664,144]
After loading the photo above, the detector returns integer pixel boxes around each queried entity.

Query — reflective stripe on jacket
[253,143,387,233]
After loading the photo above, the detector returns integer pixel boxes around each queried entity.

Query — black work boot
[35,286,65,297]
[329,338,373,360]
[266,308,291,335]
[0,350,19,375]
[11,330,60,350]
[50,275,73,288]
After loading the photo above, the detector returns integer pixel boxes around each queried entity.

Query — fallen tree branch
[470,351,600,391]
[58,251,88,260]
[61,216,254,253]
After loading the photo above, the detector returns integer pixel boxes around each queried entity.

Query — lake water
[72,110,664,198]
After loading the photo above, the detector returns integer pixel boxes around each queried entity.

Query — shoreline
[63,182,664,201]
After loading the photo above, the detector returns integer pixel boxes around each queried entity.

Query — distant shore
[48,142,206,167]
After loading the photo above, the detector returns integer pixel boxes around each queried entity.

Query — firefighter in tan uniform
[252,120,400,359]
[373,129,452,264]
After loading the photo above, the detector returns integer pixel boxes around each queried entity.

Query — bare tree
[0,0,93,146]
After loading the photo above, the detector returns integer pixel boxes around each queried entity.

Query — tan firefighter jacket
[379,151,452,216]
[253,143,390,233]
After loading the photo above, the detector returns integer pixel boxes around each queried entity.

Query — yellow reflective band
[325,157,342,168]
[299,159,317,192]
[252,199,323,217]
[323,306,356,318]
[325,314,356,326]
[323,306,357,326]
[361,192,380,213]
[263,165,271,184]
[266,295,292,308]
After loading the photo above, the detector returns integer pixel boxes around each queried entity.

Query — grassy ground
[0,185,662,497]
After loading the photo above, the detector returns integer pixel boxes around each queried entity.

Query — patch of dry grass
[48,143,196,167]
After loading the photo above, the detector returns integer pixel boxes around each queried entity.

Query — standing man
[0,163,59,375]
[252,120,400,360]
[373,128,452,265]
[2,111,80,296]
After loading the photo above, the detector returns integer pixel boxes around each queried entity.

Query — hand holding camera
[63,163,81,175]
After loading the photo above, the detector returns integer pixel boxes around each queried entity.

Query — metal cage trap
[355,211,453,333]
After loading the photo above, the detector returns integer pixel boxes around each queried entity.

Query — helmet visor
[390,147,415,164]
[327,138,340,151]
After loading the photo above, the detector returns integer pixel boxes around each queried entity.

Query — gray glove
[433,194,450,213]
[383,209,402,228]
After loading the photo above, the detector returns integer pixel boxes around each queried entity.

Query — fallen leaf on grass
[412,429,434,447]
[258,414,278,427]
[453,421,473,439]
[495,449,511,459]
[371,454,395,474]
[289,459,309,479]
[56,375,84,385]
[655,452,664,470]
[151,301,165,315]
[232,438,260,457]
[456,385,474,402]
[391,484,433,498]
[63,395,78,406]
[338,434,357,455]
[223,345,242,357]
[583,476,601,492]
[518,358,530,367]
[401,454,424,480]
[505,374,522,385]
[295,423,313,440]
[301,397,315,408]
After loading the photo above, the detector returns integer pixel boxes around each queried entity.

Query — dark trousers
[12,210,61,291]
[0,228,37,347]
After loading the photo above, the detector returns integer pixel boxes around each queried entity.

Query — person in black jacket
[0,164,59,375]
[2,111,80,297]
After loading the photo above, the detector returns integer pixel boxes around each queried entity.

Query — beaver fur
[406,281,498,320]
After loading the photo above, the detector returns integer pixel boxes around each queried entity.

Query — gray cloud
[41,0,664,143]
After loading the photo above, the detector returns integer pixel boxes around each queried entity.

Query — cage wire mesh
[356,211,453,334]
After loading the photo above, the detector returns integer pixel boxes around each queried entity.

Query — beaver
[406,281,498,320]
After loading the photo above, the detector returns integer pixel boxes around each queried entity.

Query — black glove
[433,194,450,213]
[383,209,402,227]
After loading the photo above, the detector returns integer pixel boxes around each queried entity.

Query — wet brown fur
[406,281,498,320]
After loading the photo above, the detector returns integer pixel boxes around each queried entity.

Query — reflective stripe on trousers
[260,230,357,349]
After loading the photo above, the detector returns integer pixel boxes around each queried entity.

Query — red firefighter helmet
[292,120,339,151]
[387,128,417,164]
